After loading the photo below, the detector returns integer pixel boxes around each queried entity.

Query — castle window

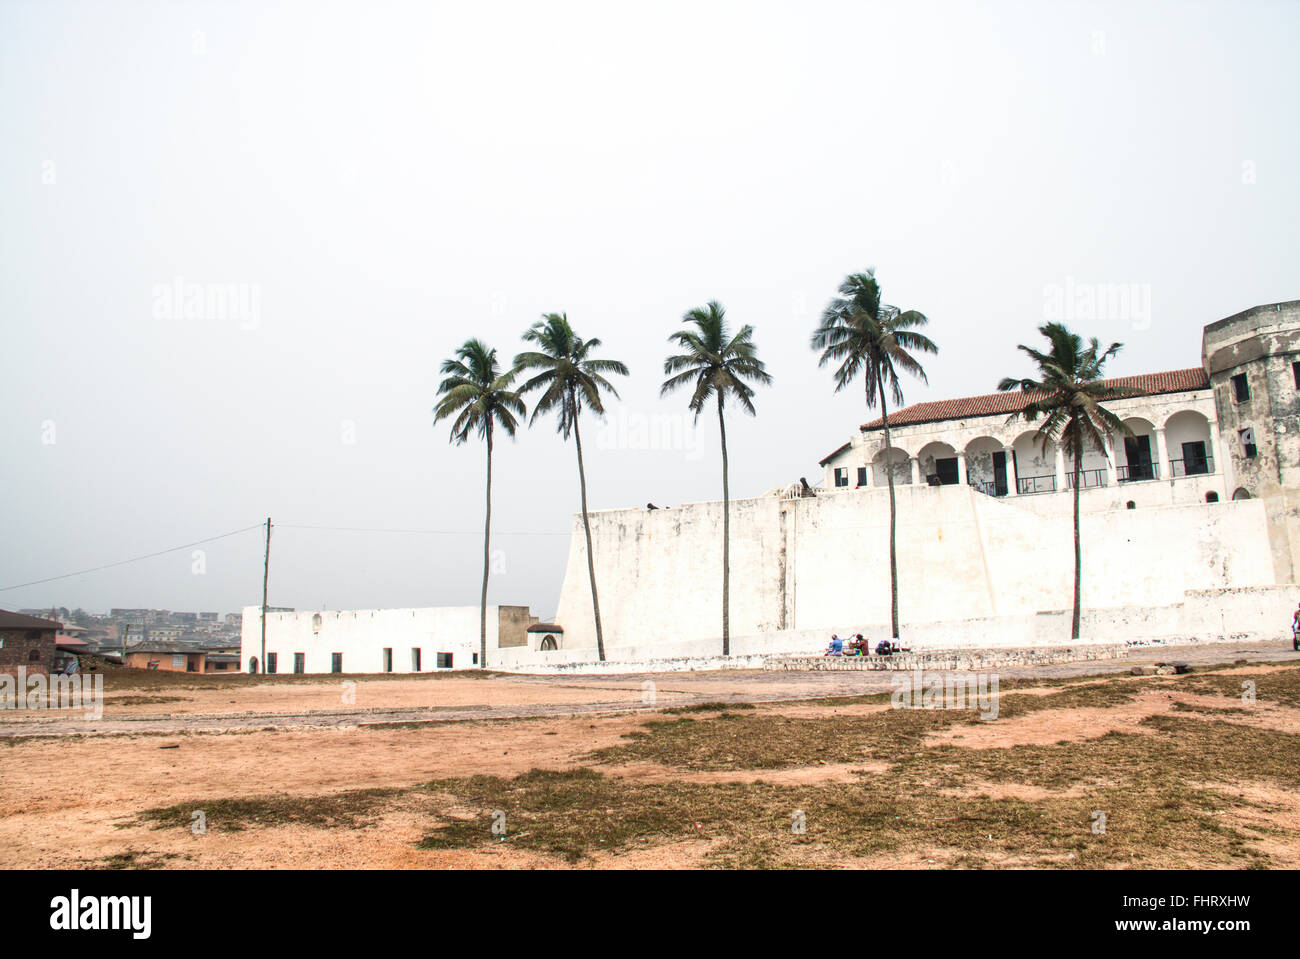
[1240,428,1257,458]
[856,467,868,486]
[834,467,849,487]
[1206,492,1219,503]
[1231,373,1250,402]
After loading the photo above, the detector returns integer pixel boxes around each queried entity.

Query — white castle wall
[550,483,1281,654]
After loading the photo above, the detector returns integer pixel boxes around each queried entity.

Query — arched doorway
[1119,417,1158,481]
[872,447,912,486]
[1232,487,1253,501]
[248,656,259,674]
[1164,410,1213,476]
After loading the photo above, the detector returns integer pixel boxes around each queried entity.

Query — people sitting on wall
[875,639,899,656]
[825,634,844,656]
[848,634,869,656]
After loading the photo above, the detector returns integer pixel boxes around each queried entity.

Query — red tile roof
[858,368,1209,433]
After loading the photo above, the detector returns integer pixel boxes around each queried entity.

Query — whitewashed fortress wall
[551,301,1300,655]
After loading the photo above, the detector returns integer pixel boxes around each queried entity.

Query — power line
[0,524,266,593]
[0,520,572,595]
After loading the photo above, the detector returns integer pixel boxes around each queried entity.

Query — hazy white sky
[2,0,1296,619]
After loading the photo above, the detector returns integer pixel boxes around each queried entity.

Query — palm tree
[811,269,937,642]
[661,301,772,655]
[514,313,628,661]
[997,323,1133,640]
[433,339,525,670]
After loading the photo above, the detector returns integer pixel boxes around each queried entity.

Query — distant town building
[0,610,61,676]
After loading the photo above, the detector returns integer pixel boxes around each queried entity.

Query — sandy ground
[2,640,1296,869]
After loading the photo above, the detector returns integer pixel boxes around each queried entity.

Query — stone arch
[916,441,958,485]
[1012,429,1057,494]
[1163,409,1213,476]
[539,635,558,651]
[964,436,1007,495]
[871,446,912,486]
[1064,430,1110,489]
[1232,487,1253,501]
[1119,417,1158,482]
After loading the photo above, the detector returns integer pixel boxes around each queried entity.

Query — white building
[538,300,1300,660]
[818,367,1222,505]
[241,300,1300,671]
[239,604,540,674]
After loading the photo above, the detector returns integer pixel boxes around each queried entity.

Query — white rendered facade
[541,301,1300,659]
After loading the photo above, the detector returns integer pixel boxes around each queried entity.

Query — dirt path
[4,640,1292,738]
[2,640,1296,869]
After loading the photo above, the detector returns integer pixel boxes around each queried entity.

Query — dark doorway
[934,457,959,485]
[1124,435,1154,480]
[1182,440,1209,476]
[992,451,1009,496]
[331,652,343,673]
[293,652,305,674]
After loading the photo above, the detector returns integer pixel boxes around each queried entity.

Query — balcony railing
[1169,455,1214,478]
[1065,468,1108,490]
[1117,462,1160,482]
[1017,474,1057,495]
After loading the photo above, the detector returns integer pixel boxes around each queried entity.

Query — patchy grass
[1160,668,1300,708]
[414,743,1278,868]
[659,701,756,715]
[126,663,1300,868]
[590,678,1150,771]
[133,787,406,832]
[93,849,183,870]
[108,695,186,707]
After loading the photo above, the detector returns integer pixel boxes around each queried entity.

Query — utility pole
[260,517,271,673]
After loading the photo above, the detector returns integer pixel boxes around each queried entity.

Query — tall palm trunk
[572,409,606,661]
[876,372,900,641]
[1071,430,1082,640]
[717,393,730,656]
[480,425,493,669]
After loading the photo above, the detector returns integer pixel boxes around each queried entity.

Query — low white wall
[239,606,498,674]
[495,586,1297,673]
